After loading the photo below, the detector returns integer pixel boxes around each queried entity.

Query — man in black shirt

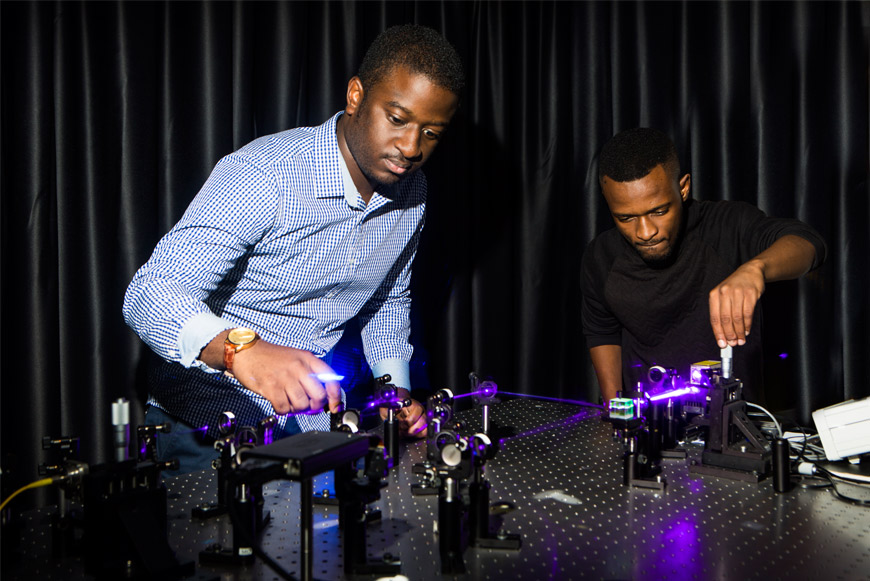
[581,128,826,403]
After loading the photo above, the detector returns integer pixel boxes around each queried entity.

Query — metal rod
[301,478,313,581]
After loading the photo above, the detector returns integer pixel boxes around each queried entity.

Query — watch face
[228,327,257,345]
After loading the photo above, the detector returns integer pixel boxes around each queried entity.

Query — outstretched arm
[709,234,817,348]
[361,219,427,439]
[590,344,623,404]
[200,331,343,415]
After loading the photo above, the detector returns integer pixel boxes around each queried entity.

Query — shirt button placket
[350,215,363,276]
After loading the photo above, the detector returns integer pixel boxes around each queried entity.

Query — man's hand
[231,342,342,415]
[201,332,342,415]
[708,260,765,349]
[709,235,818,349]
[380,388,427,438]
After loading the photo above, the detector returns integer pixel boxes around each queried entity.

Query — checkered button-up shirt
[123,113,424,436]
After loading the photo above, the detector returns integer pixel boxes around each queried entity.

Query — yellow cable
[0,477,55,512]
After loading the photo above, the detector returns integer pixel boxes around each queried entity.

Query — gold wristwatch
[223,327,259,377]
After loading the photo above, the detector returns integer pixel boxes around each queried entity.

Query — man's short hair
[598,127,680,184]
[358,24,465,96]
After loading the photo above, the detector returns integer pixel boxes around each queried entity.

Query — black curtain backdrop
[2,1,868,503]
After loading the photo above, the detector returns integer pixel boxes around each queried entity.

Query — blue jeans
[145,406,301,477]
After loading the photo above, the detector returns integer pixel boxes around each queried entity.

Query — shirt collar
[337,141,367,210]
[317,111,400,211]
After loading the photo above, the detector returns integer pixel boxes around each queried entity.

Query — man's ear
[345,77,364,116]
[679,174,691,201]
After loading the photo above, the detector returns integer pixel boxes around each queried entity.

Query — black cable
[764,414,820,464]
[812,465,870,507]
[795,476,832,490]
[792,424,810,464]
[785,423,812,465]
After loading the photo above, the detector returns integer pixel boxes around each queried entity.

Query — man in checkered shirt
[124,25,464,474]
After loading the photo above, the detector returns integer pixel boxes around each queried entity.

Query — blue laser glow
[310,372,345,382]
[453,386,498,400]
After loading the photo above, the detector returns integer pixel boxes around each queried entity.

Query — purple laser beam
[500,392,599,407]
[498,412,587,446]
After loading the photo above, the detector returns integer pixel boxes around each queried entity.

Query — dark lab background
[1,1,867,503]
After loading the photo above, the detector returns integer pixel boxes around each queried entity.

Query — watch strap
[223,341,238,376]
[223,330,259,376]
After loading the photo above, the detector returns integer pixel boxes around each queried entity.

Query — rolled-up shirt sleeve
[122,154,278,365]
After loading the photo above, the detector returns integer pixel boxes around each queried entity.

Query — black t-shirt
[581,199,826,400]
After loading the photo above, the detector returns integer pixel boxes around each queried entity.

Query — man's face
[601,164,691,267]
[340,66,459,195]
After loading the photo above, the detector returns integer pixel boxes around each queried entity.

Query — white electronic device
[812,396,870,461]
